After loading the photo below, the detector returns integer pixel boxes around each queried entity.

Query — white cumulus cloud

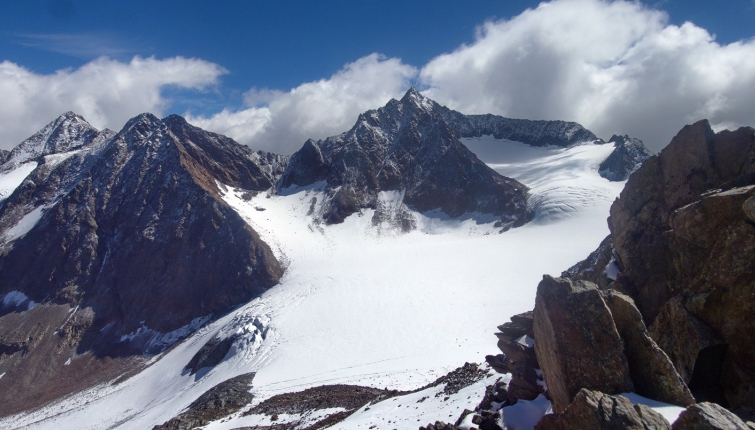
[186,53,417,155]
[0,56,226,149]
[419,0,755,152]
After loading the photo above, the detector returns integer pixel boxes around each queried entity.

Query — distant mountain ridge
[280,89,536,228]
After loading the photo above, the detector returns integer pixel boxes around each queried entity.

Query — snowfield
[2,138,653,429]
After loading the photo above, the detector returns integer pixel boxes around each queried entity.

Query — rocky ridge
[279,88,535,229]
[0,112,284,416]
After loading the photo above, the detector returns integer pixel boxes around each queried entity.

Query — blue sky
[1,0,755,153]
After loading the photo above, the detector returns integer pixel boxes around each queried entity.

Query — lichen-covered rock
[535,389,670,430]
[604,290,695,406]
[533,276,633,412]
[671,402,749,430]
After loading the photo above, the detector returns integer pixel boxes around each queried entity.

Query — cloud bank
[0,56,225,149]
[186,54,417,154]
[3,0,755,154]
[419,0,755,152]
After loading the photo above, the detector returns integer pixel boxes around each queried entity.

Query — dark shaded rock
[496,337,535,367]
[729,407,755,429]
[153,372,255,430]
[599,134,652,181]
[744,195,755,222]
[420,421,458,430]
[608,120,755,407]
[471,410,504,430]
[247,384,395,416]
[508,366,544,404]
[475,380,509,411]
[561,234,614,288]
[485,354,510,374]
[278,88,533,228]
[438,106,600,148]
[671,402,749,430]
[649,298,728,405]
[495,311,534,342]
[535,389,670,430]
[0,149,9,165]
[604,290,695,406]
[533,276,633,413]
[185,335,236,375]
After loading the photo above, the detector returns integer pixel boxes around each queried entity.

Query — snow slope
[2,138,626,429]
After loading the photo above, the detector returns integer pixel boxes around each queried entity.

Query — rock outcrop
[560,234,615,288]
[671,402,750,430]
[599,134,652,181]
[533,276,693,412]
[609,120,755,407]
[535,389,671,430]
[0,112,284,416]
[533,276,634,412]
[438,107,600,148]
[154,373,256,430]
[278,88,534,229]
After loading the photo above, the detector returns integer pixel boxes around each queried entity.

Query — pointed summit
[3,111,108,168]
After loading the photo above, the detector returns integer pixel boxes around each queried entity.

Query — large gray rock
[533,276,634,412]
[604,291,695,406]
[671,402,749,430]
[535,389,670,430]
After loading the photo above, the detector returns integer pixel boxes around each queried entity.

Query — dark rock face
[437,107,600,147]
[608,120,755,407]
[671,402,750,430]
[533,276,634,413]
[154,373,256,430]
[0,112,283,416]
[185,335,237,375]
[535,389,671,430]
[0,149,9,164]
[278,88,533,228]
[599,134,653,181]
[649,298,729,405]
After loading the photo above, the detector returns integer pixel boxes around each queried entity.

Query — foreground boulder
[609,120,755,407]
[535,389,670,430]
[533,276,633,412]
[533,276,693,412]
[671,402,749,430]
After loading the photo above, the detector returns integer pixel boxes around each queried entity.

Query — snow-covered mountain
[0,89,649,429]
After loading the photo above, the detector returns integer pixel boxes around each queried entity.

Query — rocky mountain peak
[2,111,108,168]
[279,91,533,228]
[598,134,652,181]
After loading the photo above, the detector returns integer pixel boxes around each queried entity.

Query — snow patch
[2,290,29,308]
[0,162,37,202]
[2,206,46,243]
[502,394,552,430]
